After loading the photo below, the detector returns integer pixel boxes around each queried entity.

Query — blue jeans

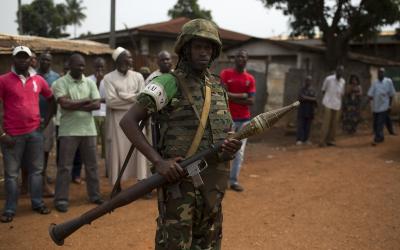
[373,111,387,143]
[229,121,249,185]
[1,130,45,214]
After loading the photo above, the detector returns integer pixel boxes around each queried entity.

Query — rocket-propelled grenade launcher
[48,101,300,246]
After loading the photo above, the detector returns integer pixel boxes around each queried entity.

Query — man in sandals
[0,46,55,223]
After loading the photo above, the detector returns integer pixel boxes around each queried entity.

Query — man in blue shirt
[368,68,396,145]
[37,52,60,196]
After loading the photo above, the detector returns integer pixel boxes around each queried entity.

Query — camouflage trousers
[155,180,224,250]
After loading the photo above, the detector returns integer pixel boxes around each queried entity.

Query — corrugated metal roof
[230,37,400,66]
[0,33,112,55]
[135,17,251,42]
[81,17,252,42]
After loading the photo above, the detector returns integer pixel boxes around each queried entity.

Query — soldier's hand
[221,138,242,158]
[154,157,185,182]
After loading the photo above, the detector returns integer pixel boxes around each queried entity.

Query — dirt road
[0,127,399,250]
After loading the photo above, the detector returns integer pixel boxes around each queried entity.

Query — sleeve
[137,73,178,112]
[116,73,145,102]
[0,78,3,100]
[52,79,67,100]
[367,84,374,98]
[89,79,100,100]
[103,75,132,110]
[321,77,328,92]
[39,76,53,99]
[247,75,256,96]
[388,79,396,97]
[340,80,346,96]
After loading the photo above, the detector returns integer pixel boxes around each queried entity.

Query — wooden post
[18,0,23,34]
[109,0,116,48]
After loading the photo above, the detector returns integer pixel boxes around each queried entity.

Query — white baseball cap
[12,46,32,57]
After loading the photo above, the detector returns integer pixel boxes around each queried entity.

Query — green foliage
[66,0,86,37]
[168,0,213,21]
[18,0,69,37]
[66,0,86,26]
[17,0,87,38]
[259,0,400,68]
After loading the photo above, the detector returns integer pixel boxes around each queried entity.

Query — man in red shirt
[0,46,55,223]
[220,49,256,192]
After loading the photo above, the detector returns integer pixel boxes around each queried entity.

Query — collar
[66,72,85,83]
[11,66,36,77]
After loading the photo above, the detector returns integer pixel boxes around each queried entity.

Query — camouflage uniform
[136,19,233,250]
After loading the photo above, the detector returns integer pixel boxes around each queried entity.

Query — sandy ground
[0,125,400,250]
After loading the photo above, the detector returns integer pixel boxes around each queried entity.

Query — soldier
[120,19,242,249]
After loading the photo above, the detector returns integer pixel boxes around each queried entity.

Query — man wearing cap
[145,50,173,84]
[104,47,148,185]
[120,19,241,249]
[0,46,55,223]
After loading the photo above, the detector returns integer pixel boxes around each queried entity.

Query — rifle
[49,101,300,246]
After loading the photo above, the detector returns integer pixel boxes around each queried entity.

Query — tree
[18,0,70,38]
[65,0,86,38]
[259,0,400,69]
[168,0,213,21]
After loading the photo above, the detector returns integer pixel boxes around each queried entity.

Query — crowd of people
[0,35,256,225]
[295,66,397,147]
[0,45,180,222]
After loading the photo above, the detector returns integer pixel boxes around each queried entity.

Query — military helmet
[174,19,222,59]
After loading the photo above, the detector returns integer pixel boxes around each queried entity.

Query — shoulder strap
[186,84,211,157]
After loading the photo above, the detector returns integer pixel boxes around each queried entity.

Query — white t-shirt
[321,74,345,110]
[88,74,106,117]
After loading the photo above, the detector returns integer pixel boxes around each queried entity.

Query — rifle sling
[186,85,211,157]
[110,120,146,198]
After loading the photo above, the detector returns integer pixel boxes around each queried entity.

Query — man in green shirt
[52,53,103,213]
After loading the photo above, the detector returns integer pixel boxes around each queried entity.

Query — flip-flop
[0,212,14,223]
[32,206,51,215]
[72,178,84,185]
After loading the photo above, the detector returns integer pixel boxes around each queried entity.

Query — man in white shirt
[368,68,396,145]
[145,50,173,84]
[319,65,345,147]
[104,47,148,185]
[88,57,107,175]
